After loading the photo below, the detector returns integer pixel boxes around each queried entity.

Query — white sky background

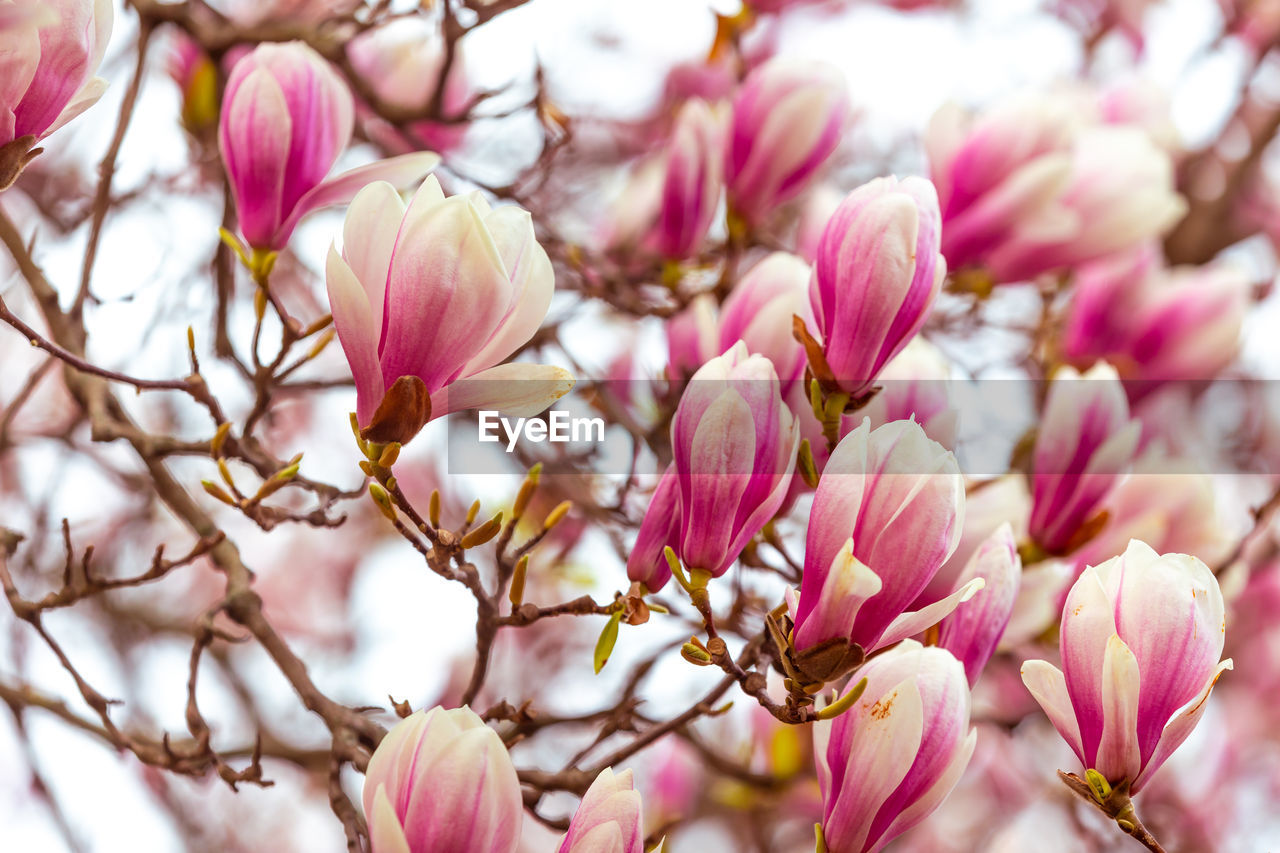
[2,0,1279,851]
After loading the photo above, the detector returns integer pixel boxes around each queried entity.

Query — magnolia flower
[936,524,1021,685]
[980,127,1185,283]
[653,98,724,259]
[558,768,644,853]
[793,419,967,665]
[725,59,851,226]
[815,640,976,853]
[1028,363,1140,554]
[928,95,1080,275]
[672,342,799,579]
[806,176,946,400]
[220,42,439,251]
[1022,540,1232,792]
[363,706,522,853]
[326,177,572,445]
[1063,246,1247,390]
[1,0,112,187]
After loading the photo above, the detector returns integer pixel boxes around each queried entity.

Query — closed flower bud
[815,640,976,853]
[725,59,851,226]
[327,177,572,445]
[626,465,681,593]
[219,42,438,250]
[936,523,1021,686]
[807,176,946,399]
[363,706,522,853]
[794,419,966,657]
[653,98,725,259]
[718,252,811,394]
[1028,363,1140,554]
[672,342,799,578]
[1021,540,1232,792]
[558,768,644,853]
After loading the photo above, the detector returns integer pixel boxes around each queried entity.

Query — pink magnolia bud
[808,176,946,398]
[672,342,799,578]
[653,98,725,259]
[626,465,681,593]
[1,0,112,147]
[219,42,439,250]
[814,640,976,853]
[718,252,811,393]
[1028,363,1141,554]
[363,706,522,853]
[936,524,1021,686]
[1021,540,1232,792]
[795,419,966,654]
[725,59,851,226]
[558,768,644,853]
[983,127,1185,282]
[665,294,718,380]
[327,177,572,445]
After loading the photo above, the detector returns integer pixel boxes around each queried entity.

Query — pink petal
[1021,660,1084,764]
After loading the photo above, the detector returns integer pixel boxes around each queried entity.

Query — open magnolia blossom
[1021,540,1232,793]
[326,176,573,445]
[0,0,112,188]
[793,419,965,663]
[219,42,440,251]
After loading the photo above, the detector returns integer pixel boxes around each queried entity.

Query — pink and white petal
[1094,634,1142,784]
[821,678,924,853]
[1132,659,1232,793]
[326,246,385,427]
[1060,565,1118,761]
[871,577,985,651]
[870,728,977,853]
[340,181,406,338]
[382,196,509,389]
[40,76,108,139]
[368,785,412,853]
[462,205,555,375]
[431,363,575,419]
[278,151,439,244]
[1021,660,1084,764]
